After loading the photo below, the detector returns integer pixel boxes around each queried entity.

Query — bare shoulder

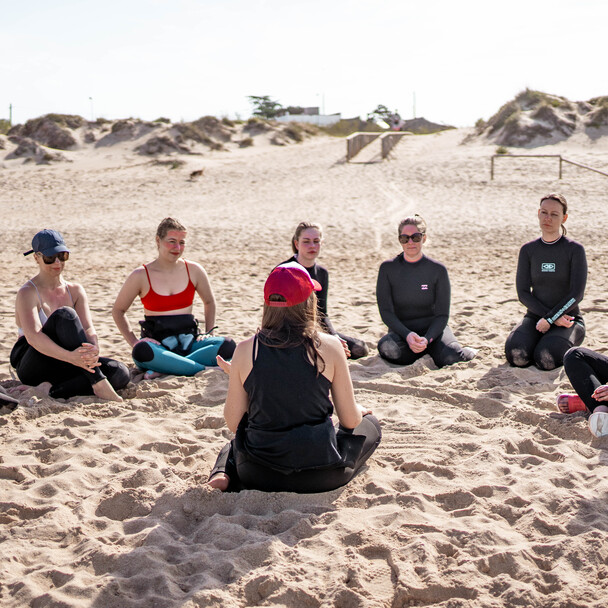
[184,259,208,276]
[318,332,343,358]
[233,335,255,360]
[65,281,86,299]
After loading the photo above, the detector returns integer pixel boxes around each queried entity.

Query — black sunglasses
[398,232,424,244]
[40,251,70,264]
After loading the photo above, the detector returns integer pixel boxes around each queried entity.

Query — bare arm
[321,334,364,430]
[191,262,216,332]
[223,338,252,432]
[112,268,144,347]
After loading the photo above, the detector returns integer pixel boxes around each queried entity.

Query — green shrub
[154,117,171,124]
[475,118,486,133]
[221,117,235,127]
[0,118,10,135]
[495,146,509,155]
[239,137,253,148]
[284,125,303,142]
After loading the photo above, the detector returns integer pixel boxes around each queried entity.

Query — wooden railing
[380,132,410,159]
[491,154,608,180]
[346,132,382,161]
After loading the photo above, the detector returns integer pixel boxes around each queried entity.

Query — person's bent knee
[349,341,369,360]
[50,306,79,323]
[218,337,236,360]
[505,341,531,368]
[534,349,559,371]
[378,334,402,362]
[132,341,155,363]
[106,360,130,390]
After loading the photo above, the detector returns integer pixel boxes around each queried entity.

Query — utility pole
[413,93,416,119]
[89,97,94,121]
[9,103,12,126]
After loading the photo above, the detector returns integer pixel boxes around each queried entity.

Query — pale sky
[2,0,606,128]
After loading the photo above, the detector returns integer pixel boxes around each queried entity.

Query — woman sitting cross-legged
[12,229,128,401]
[207,262,381,493]
[112,217,236,378]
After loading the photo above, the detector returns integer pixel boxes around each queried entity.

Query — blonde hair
[156,217,187,240]
[291,221,323,254]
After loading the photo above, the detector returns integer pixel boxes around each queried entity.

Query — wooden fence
[346,131,410,161]
[491,154,608,180]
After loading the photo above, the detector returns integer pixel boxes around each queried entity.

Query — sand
[2,126,608,607]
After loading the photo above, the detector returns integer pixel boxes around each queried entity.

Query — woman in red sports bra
[112,217,236,377]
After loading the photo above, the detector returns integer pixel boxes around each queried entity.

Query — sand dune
[1,127,608,607]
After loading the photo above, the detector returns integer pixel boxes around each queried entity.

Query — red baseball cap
[264,262,322,307]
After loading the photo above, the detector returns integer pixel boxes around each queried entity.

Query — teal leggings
[132,336,228,376]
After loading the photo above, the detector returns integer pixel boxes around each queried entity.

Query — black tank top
[240,336,343,472]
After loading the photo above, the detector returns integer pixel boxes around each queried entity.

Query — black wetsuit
[10,307,129,399]
[282,256,369,359]
[505,236,586,370]
[209,336,381,493]
[376,253,471,368]
[563,348,608,413]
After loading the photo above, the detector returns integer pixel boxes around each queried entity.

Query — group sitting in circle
[8,193,605,456]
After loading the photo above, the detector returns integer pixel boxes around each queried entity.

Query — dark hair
[156,217,187,240]
[397,214,427,236]
[291,221,323,254]
[540,193,568,235]
[259,292,325,373]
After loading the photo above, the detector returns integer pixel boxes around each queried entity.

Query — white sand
[1,127,608,607]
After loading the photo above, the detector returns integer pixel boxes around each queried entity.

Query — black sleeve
[515,245,548,317]
[315,267,336,334]
[376,262,413,340]
[545,244,587,324]
[424,264,450,343]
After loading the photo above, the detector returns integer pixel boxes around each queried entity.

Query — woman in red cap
[12,229,128,401]
[207,262,381,493]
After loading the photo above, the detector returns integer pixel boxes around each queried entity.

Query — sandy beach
[2,123,608,607]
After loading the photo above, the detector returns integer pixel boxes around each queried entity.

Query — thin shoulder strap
[27,280,43,308]
[63,281,75,306]
[184,260,191,281]
[252,334,259,365]
[143,264,153,290]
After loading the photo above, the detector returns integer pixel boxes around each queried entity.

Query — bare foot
[34,382,52,397]
[216,355,231,375]
[93,379,123,402]
[207,473,230,491]
[144,370,162,380]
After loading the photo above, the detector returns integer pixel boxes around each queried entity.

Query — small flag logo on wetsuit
[421,284,428,290]
[541,263,556,272]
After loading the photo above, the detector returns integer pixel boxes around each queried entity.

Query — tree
[247,96,283,120]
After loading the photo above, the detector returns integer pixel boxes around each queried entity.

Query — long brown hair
[259,292,325,373]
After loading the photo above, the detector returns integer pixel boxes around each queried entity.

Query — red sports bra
[140,261,196,312]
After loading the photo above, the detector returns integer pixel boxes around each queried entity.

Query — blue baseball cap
[23,229,70,257]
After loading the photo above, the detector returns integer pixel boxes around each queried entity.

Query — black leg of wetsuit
[377,332,422,365]
[337,332,369,360]
[505,314,540,368]
[533,321,585,370]
[13,307,127,398]
[563,347,608,412]
[231,415,381,493]
[426,326,470,368]
[49,358,130,400]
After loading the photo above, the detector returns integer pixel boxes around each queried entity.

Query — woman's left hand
[78,343,99,367]
[592,385,608,402]
[216,355,231,375]
[554,315,574,328]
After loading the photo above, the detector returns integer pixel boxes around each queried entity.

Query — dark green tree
[247,96,283,120]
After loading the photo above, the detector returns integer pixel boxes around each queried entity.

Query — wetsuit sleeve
[316,268,336,334]
[544,244,587,324]
[424,264,450,343]
[376,262,413,340]
[515,246,548,317]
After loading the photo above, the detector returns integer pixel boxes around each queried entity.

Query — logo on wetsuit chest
[541,263,556,272]
[421,284,428,290]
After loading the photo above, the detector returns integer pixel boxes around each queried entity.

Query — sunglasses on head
[398,232,424,244]
[39,251,70,264]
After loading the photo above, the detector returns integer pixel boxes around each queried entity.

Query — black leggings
[210,414,381,493]
[11,307,129,400]
[563,347,608,413]
[505,313,585,371]
[377,326,468,368]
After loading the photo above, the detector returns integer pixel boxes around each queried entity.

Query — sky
[2,0,607,128]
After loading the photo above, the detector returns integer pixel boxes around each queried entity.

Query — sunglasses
[398,232,424,244]
[39,251,70,264]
